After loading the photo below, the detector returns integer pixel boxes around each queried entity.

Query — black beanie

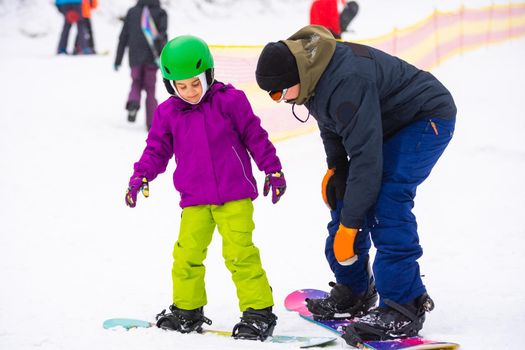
[256,42,300,91]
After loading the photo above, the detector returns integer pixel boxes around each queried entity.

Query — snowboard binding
[306,257,377,320]
[155,305,212,333]
[342,293,435,347]
[306,279,378,320]
[232,307,277,341]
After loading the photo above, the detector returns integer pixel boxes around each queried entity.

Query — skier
[114,0,167,130]
[74,0,97,54]
[255,25,456,344]
[55,0,90,54]
[125,35,287,341]
[310,0,359,39]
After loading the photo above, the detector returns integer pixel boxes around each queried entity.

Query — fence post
[459,4,465,55]
[508,0,512,40]
[507,0,512,40]
[392,27,397,56]
[433,8,440,67]
[487,2,494,45]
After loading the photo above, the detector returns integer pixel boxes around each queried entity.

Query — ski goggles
[268,88,288,102]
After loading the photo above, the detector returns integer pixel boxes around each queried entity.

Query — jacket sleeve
[132,108,173,181]
[228,90,282,174]
[318,123,349,169]
[328,77,383,229]
[114,13,130,66]
[154,9,168,53]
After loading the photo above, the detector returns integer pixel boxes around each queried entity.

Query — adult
[74,0,98,54]
[310,0,359,39]
[55,0,89,54]
[255,25,456,346]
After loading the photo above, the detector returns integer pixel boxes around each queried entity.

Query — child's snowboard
[285,289,459,350]
[140,5,160,66]
[103,318,337,348]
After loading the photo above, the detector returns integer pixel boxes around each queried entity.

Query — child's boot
[126,101,140,122]
[232,306,277,341]
[156,305,212,333]
[342,293,435,347]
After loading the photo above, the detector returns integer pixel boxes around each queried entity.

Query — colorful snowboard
[285,289,459,350]
[141,5,160,66]
[103,318,337,348]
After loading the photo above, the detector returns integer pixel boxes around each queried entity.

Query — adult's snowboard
[103,318,337,348]
[285,289,459,350]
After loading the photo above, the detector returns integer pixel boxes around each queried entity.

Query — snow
[1,0,524,349]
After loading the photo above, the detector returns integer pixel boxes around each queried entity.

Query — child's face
[174,77,203,104]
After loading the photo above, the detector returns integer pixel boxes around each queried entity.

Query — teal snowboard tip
[103,318,153,330]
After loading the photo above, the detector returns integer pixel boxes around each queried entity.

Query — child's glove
[333,224,358,266]
[125,177,149,208]
[263,171,286,204]
[321,164,348,210]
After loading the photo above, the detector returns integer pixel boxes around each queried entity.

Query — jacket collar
[137,0,160,7]
[281,25,336,105]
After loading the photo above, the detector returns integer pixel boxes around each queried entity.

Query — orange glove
[333,224,358,266]
[321,168,335,208]
[321,165,348,210]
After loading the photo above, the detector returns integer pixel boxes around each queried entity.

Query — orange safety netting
[209,3,525,142]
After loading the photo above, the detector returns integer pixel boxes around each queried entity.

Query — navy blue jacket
[305,42,457,228]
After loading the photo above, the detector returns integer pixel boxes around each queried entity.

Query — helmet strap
[163,78,175,95]
[205,68,215,85]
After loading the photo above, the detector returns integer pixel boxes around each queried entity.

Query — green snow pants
[172,198,274,311]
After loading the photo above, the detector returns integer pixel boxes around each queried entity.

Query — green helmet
[160,35,214,81]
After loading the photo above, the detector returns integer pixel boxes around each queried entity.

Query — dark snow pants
[324,116,455,306]
[127,64,158,130]
[57,4,87,53]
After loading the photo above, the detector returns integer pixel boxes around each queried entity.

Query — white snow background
[0,0,524,349]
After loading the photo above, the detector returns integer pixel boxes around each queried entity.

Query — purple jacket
[132,82,282,208]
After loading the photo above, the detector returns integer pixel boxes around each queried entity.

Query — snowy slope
[1,1,525,350]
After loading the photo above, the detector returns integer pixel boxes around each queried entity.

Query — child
[114,0,167,130]
[125,35,287,341]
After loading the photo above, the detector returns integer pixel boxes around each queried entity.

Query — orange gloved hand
[321,168,335,208]
[333,224,358,266]
[321,165,348,210]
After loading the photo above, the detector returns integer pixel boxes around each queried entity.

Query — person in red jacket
[310,0,359,39]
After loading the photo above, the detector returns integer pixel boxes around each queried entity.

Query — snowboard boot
[306,278,378,320]
[342,293,435,347]
[155,305,212,333]
[126,101,140,122]
[232,307,277,341]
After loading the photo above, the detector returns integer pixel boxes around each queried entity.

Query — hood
[137,0,160,7]
[170,81,228,110]
[281,25,337,105]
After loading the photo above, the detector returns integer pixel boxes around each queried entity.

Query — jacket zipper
[232,146,257,193]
